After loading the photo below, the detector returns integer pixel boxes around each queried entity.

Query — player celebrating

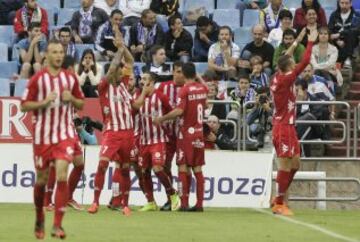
[270,28,318,216]
[21,39,85,239]
[87,38,151,216]
[155,62,208,212]
[157,61,186,211]
[137,72,180,212]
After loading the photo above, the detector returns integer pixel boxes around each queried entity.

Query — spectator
[204,115,237,150]
[247,88,271,148]
[205,82,228,120]
[165,15,193,62]
[260,0,286,33]
[129,9,165,62]
[296,7,320,46]
[193,16,219,62]
[75,49,102,97]
[142,45,172,83]
[62,55,76,73]
[273,29,305,70]
[267,9,294,47]
[294,0,327,30]
[74,115,100,145]
[311,26,343,87]
[241,24,275,77]
[205,26,240,81]
[0,0,24,25]
[150,0,180,17]
[70,0,109,44]
[236,0,268,18]
[59,27,77,59]
[17,22,46,79]
[329,0,360,67]
[230,74,256,107]
[249,56,269,90]
[95,9,125,61]
[94,0,118,16]
[119,0,151,26]
[13,0,48,40]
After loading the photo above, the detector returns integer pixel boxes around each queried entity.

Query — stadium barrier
[0,144,274,208]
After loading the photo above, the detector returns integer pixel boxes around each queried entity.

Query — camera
[259,95,268,105]
[256,87,269,105]
[74,116,103,133]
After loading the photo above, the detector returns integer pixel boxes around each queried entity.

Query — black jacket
[215,128,237,150]
[129,23,165,51]
[70,7,109,43]
[142,63,173,83]
[165,28,193,61]
[150,0,180,16]
[328,8,360,37]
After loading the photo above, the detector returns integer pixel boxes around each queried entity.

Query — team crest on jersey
[287,100,295,112]
[155,152,161,159]
[281,143,289,154]
[35,156,43,168]
[66,147,74,156]
[177,149,184,161]
[138,156,143,166]
[192,139,204,148]
[188,127,195,134]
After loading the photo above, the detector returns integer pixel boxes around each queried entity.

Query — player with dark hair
[155,62,208,211]
[87,37,151,216]
[21,39,85,239]
[270,28,318,216]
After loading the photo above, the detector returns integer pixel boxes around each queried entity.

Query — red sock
[178,171,189,208]
[68,165,84,201]
[133,165,145,194]
[111,168,121,207]
[119,167,131,207]
[275,170,291,205]
[45,166,56,205]
[194,172,205,208]
[155,170,175,196]
[93,160,109,205]
[141,170,154,202]
[54,181,68,227]
[187,173,192,193]
[34,184,45,223]
[288,168,298,187]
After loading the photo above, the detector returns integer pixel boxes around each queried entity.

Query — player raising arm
[270,28,318,216]
[21,39,85,239]
[154,62,208,212]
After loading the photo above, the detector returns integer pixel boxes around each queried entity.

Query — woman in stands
[293,0,327,30]
[75,49,102,97]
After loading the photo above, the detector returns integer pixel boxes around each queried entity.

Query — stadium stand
[0,25,14,46]
[241,9,260,27]
[36,0,61,12]
[75,44,96,61]
[57,8,76,25]
[63,0,81,9]
[212,9,240,30]
[0,61,18,79]
[234,27,252,45]
[0,43,8,61]
[13,78,28,97]
[216,0,238,9]
[0,78,10,96]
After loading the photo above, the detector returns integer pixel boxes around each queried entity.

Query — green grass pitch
[0,204,359,242]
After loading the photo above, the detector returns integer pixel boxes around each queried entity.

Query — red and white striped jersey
[157,81,183,138]
[98,78,134,132]
[138,90,172,145]
[21,68,84,145]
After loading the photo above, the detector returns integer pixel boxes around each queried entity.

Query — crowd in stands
[0,0,360,154]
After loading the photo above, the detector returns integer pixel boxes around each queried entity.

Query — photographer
[246,88,272,148]
[204,115,237,150]
[74,116,103,145]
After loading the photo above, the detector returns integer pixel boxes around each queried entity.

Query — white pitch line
[253,208,360,242]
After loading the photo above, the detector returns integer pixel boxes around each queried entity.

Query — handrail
[355,105,360,157]
[207,100,241,150]
[243,100,352,156]
[219,119,237,141]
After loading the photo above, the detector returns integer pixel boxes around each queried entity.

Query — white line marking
[253,208,360,242]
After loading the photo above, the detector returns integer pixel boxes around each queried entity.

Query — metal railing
[354,104,360,157]
[243,100,352,155]
[207,100,242,150]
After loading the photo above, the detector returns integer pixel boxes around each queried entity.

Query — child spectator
[249,55,269,90]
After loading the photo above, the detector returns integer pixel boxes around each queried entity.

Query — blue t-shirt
[17,38,47,53]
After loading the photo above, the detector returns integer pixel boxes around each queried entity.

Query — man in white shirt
[119,0,151,26]
[205,26,240,81]
[94,0,118,16]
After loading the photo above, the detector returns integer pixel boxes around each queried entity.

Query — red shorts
[33,139,78,170]
[74,137,83,157]
[176,134,205,167]
[99,130,134,164]
[138,143,166,169]
[272,124,300,158]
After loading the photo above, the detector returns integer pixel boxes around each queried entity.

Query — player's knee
[56,170,68,181]
[36,171,48,185]
[178,164,187,172]
[193,166,202,173]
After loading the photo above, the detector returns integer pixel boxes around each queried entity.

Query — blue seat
[325,9,334,22]
[0,78,10,96]
[194,62,208,74]
[57,8,76,26]
[216,0,238,9]
[213,9,240,29]
[14,79,29,97]
[37,0,60,11]
[242,9,260,27]
[46,8,56,26]
[0,61,18,79]
[234,27,252,45]
[319,0,338,9]
[183,0,215,12]
[0,43,8,61]
[184,26,196,39]
[0,25,14,46]
[283,0,301,10]
[156,15,169,33]
[64,0,81,9]
[75,44,95,61]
